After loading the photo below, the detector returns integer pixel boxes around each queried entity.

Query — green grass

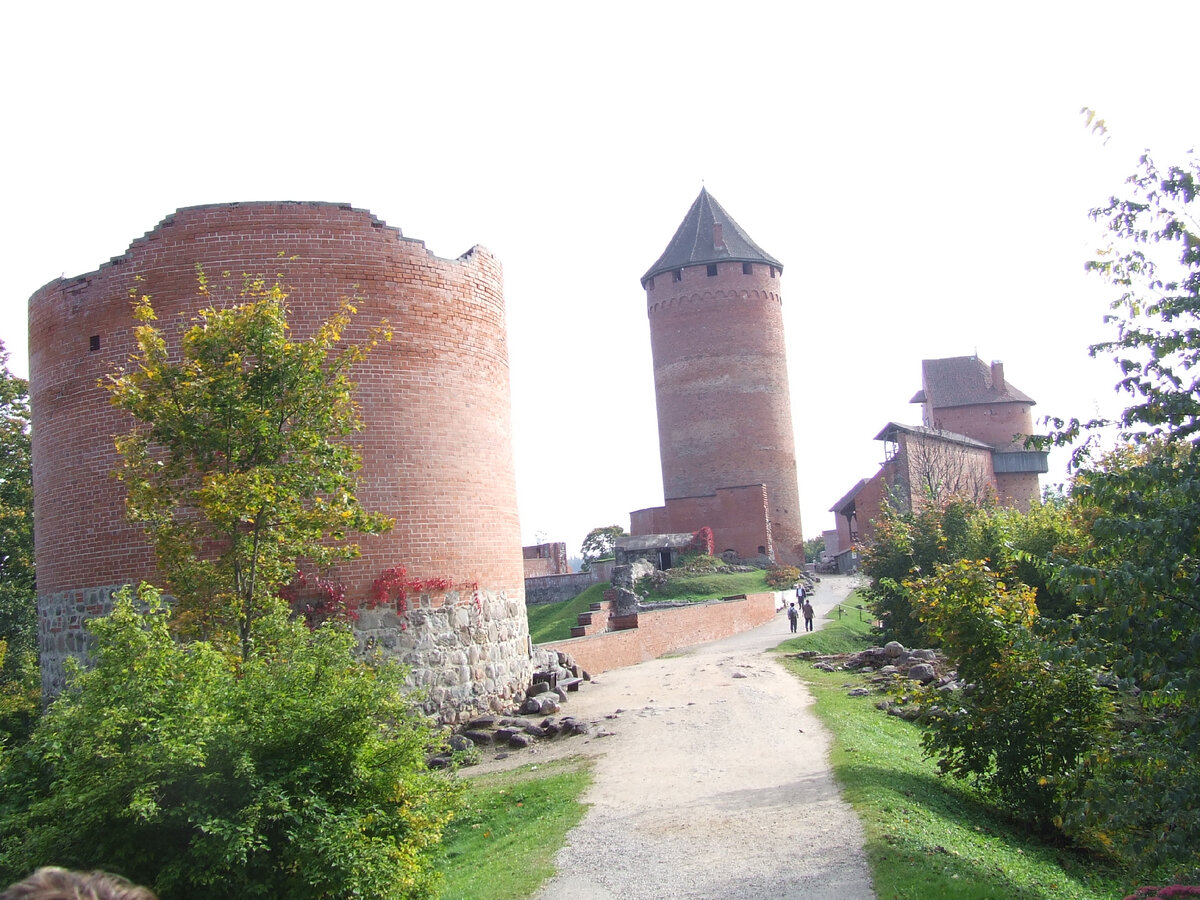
[526,571,773,645]
[775,599,1131,900]
[525,583,609,644]
[641,569,771,602]
[437,757,592,900]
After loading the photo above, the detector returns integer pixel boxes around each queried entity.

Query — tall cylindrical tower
[642,189,804,565]
[29,201,531,722]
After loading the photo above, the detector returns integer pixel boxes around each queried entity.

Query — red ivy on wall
[690,526,715,556]
[282,566,478,631]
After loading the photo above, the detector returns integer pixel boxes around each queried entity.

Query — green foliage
[906,559,1111,829]
[1058,440,1200,876]
[1034,151,1200,878]
[579,525,626,566]
[438,760,592,900]
[0,585,461,899]
[972,500,1089,620]
[104,270,392,659]
[861,499,980,647]
[0,341,36,744]
[764,564,801,589]
[803,535,825,562]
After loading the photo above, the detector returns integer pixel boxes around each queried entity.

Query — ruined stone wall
[646,261,803,564]
[29,201,531,722]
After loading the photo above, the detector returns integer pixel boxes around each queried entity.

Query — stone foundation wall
[37,584,125,695]
[356,587,531,724]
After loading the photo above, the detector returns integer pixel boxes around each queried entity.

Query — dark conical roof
[642,187,783,287]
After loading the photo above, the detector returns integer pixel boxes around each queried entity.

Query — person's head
[1,868,157,900]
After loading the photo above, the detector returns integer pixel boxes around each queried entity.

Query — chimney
[713,223,724,249]
[991,360,1005,392]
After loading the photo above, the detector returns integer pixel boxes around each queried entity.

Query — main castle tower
[632,188,804,565]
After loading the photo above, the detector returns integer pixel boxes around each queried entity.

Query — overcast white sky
[3,1,1197,560]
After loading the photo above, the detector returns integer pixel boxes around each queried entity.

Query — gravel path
[497,574,876,899]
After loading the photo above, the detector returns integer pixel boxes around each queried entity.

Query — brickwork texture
[29,201,532,722]
[645,261,804,564]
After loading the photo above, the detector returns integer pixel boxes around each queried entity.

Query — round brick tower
[29,201,531,723]
[641,189,804,565]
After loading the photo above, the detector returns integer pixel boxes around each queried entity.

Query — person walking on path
[802,598,816,632]
[787,602,799,633]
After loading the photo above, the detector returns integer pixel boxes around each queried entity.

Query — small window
[769,267,777,278]
[706,264,718,277]
[757,546,767,555]
[646,276,654,289]
[89,335,100,352]
[742,262,753,275]
[672,269,682,283]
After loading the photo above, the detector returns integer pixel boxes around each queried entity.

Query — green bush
[908,559,1111,830]
[765,565,801,590]
[0,585,461,899]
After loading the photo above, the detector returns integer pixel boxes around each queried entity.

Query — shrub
[0,585,461,899]
[765,565,801,590]
[908,559,1111,830]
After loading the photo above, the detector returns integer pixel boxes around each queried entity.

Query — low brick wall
[540,591,779,676]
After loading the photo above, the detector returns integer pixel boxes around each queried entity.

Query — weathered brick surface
[644,261,804,564]
[541,591,778,675]
[630,483,773,560]
[29,202,531,720]
[930,402,1035,450]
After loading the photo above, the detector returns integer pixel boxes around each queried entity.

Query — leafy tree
[105,270,392,659]
[579,525,627,567]
[803,535,824,562]
[0,341,37,743]
[1042,151,1200,877]
[861,498,979,647]
[907,559,1110,830]
[0,585,461,899]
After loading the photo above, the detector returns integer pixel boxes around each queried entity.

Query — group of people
[786,583,815,634]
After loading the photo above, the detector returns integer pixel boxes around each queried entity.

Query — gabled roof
[641,188,782,287]
[874,421,994,450]
[910,356,1035,409]
[830,479,869,515]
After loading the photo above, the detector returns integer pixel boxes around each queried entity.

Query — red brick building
[830,356,1048,569]
[630,189,805,565]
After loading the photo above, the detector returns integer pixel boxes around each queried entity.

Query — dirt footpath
[487,574,876,899]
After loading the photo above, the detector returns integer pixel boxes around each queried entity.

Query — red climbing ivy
[689,526,715,556]
[279,572,356,629]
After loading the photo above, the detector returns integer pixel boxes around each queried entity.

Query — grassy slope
[527,571,773,645]
[775,598,1128,900]
[437,757,592,900]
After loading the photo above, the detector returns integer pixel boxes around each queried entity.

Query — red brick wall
[630,484,773,559]
[645,261,804,564]
[931,402,1035,450]
[30,201,524,608]
[542,591,778,675]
